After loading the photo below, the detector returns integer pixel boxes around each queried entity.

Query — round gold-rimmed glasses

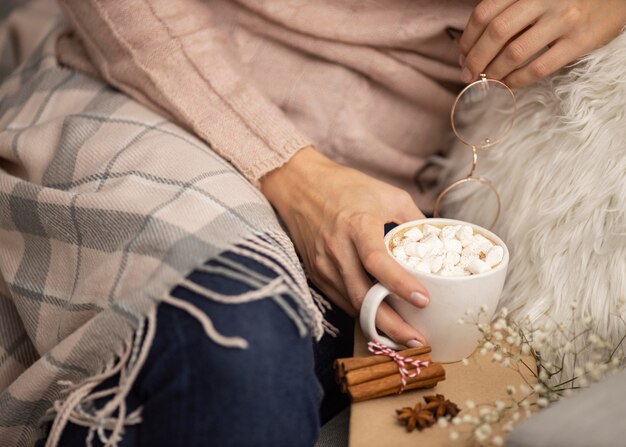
[432,74,516,229]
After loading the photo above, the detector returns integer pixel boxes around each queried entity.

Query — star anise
[423,394,461,418]
[396,403,436,432]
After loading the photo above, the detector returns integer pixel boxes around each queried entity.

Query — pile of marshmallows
[390,224,504,276]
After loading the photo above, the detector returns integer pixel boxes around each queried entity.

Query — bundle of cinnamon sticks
[334,346,446,402]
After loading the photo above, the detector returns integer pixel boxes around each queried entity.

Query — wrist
[260,146,334,211]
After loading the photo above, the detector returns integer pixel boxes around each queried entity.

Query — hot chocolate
[389,223,504,276]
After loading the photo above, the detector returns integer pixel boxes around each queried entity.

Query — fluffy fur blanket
[440,31,626,361]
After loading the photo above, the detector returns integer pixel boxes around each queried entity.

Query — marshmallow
[441,225,461,240]
[392,246,407,261]
[425,254,444,274]
[440,265,468,277]
[456,225,474,246]
[403,227,424,241]
[444,251,461,268]
[443,238,462,254]
[467,259,491,275]
[422,234,444,251]
[485,246,504,267]
[423,224,442,237]
[404,241,430,258]
[459,252,479,268]
[414,261,431,274]
[467,234,494,254]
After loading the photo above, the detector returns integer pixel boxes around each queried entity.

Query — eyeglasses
[432,73,516,229]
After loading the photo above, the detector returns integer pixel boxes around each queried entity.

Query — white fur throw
[440,31,626,360]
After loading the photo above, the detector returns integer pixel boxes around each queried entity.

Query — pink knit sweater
[57,0,475,207]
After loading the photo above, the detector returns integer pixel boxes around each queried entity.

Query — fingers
[351,216,430,308]
[389,192,425,223]
[459,0,517,57]
[311,253,356,316]
[503,39,578,88]
[328,238,373,309]
[376,302,427,346]
[462,1,544,83]
[485,16,566,80]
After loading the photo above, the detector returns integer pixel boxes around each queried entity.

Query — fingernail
[407,339,423,348]
[459,54,465,67]
[410,291,429,307]
[461,67,472,83]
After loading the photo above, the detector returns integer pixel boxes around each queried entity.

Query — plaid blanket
[0,2,324,446]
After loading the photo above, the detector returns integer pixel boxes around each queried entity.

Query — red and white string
[367,340,430,393]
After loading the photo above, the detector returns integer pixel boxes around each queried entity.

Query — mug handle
[359,283,404,350]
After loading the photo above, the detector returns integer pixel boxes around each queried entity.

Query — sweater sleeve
[57,0,312,185]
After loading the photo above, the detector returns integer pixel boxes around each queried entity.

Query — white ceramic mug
[359,218,509,363]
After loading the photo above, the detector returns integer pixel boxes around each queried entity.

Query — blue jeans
[41,250,353,447]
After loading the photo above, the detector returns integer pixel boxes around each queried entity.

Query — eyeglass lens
[452,79,516,149]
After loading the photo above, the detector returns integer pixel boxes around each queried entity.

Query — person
[1,0,625,446]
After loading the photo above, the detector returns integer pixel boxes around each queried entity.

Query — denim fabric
[39,249,354,447]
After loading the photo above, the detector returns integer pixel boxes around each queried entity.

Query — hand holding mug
[261,146,431,347]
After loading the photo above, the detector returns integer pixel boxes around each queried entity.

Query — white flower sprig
[449,298,626,446]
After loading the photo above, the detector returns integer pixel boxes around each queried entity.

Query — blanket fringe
[45,307,156,447]
[44,232,336,446]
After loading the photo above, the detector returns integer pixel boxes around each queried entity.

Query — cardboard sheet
[349,324,535,446]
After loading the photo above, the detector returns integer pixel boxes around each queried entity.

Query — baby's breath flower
[462,357,470,366]
[521,344,531,355]
[437,417,449,428]
[506,385,516,395]
[493,352,503,362]
[465,400,476,409]
[520,400,530,410]
[519,384,531,396]
[478,407,492,418]
[450,431,460,441]
[537,397,549,408]
[612,357,621,366]
[451,417,462,426]
[493,331,504,341]
[495,400,506,411]
[493,319,506,330]
[561,389,573,397]
[465,307,474,316]
[493,435,504,446]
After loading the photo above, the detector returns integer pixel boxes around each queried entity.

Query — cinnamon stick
[343,353,431,387]
[351,376,443,402]
[347,363,445,403]
[334,346,431,382]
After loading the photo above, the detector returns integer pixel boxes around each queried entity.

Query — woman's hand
[459,0,626,88]
[261,147,429,347]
